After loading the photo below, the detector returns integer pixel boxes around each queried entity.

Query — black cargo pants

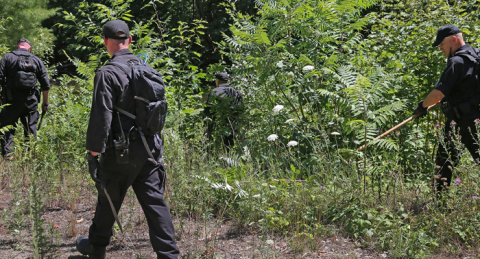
[0,100,38,157]
[434,116,480,192]
[89,135,179,258]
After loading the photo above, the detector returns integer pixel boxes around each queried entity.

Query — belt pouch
[113,133,130,164]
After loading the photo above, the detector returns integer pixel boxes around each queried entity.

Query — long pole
[357,102,439,151]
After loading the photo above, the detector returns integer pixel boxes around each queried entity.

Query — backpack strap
[456,47,480,63]
[114,105,135,119]
[108,61,132,79]
[12,50,32,57]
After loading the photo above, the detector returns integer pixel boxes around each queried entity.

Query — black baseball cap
[103,20,130,39]
[17,38,32,46]
[432,25,462,47]
[215,72,229,81]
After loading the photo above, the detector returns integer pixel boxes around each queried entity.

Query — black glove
[86,152,101,184]
[413,100,428,119]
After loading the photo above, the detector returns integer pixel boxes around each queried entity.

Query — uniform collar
[111,48,133,59]
[454,44,470,55]
[16,48,29,52]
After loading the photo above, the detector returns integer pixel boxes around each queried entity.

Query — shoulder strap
[114,105,136,120]
[456,47,480,64]
[106,61,135,118]
[12,50,33,57]
[108,61,132,79]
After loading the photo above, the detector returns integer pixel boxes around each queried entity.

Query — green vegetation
[0,0,55,57]
[2,0,480,258]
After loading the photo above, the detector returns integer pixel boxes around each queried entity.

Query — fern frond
[253,27,271,46]
[369,138,398,151]
[317,88,341,99]
[372,103,404,127]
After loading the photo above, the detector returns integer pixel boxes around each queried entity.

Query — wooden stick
[357,102,439,151]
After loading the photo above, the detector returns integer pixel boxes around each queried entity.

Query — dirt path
[1,185,476,258]
[0,185,389,259]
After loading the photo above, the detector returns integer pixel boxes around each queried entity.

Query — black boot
[76,236,106,259]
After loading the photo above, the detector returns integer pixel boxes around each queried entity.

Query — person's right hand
[413,100,428,119]
[42,102,49,112]
[86,152,101,184]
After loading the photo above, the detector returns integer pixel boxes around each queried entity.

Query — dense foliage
[2,0,480,258]
[0,0,55,57]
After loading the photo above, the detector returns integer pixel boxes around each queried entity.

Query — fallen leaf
[76,218,84,223]
[53,224,59,228]
[201,249,213,256]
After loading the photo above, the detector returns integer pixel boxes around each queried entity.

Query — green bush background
[2,0,480,258]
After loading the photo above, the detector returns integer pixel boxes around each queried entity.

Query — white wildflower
[273,105,284,113]
[253,194,261,198]
[267,134,278,141]
[302,65,315,72]
[14,229,19,233]
[328,122,334,125]
[266,240,274,245]
[243,146,251,158]
[15,202,20,206]
[331,132,341,135]
[285,118,295,124]
[276,61,284,68]
[287,140,299,147]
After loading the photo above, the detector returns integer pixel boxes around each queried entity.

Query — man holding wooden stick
[413,25,480,195]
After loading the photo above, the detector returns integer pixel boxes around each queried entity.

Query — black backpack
[108,60,168,136]
[108,60,168,165]
[456,46,480,97]
[12,51,37,90]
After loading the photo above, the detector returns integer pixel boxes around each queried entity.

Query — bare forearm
[89,151,99,156]
[423,89,444,107]
[42,90,49,104]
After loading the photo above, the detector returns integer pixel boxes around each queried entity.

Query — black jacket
[86,49,164,153]
[204,84,243,118]
[0,48,50,102]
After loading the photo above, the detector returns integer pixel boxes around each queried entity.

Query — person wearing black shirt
[413,25,480,194]
[75,20,179,259]
[204,72,243,151]
[0,38,50,160]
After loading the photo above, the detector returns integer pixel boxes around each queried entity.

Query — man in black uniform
[75,20,179,259]
[204,72,243,151]
[413,25,480,194]
[0,39,50,159]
